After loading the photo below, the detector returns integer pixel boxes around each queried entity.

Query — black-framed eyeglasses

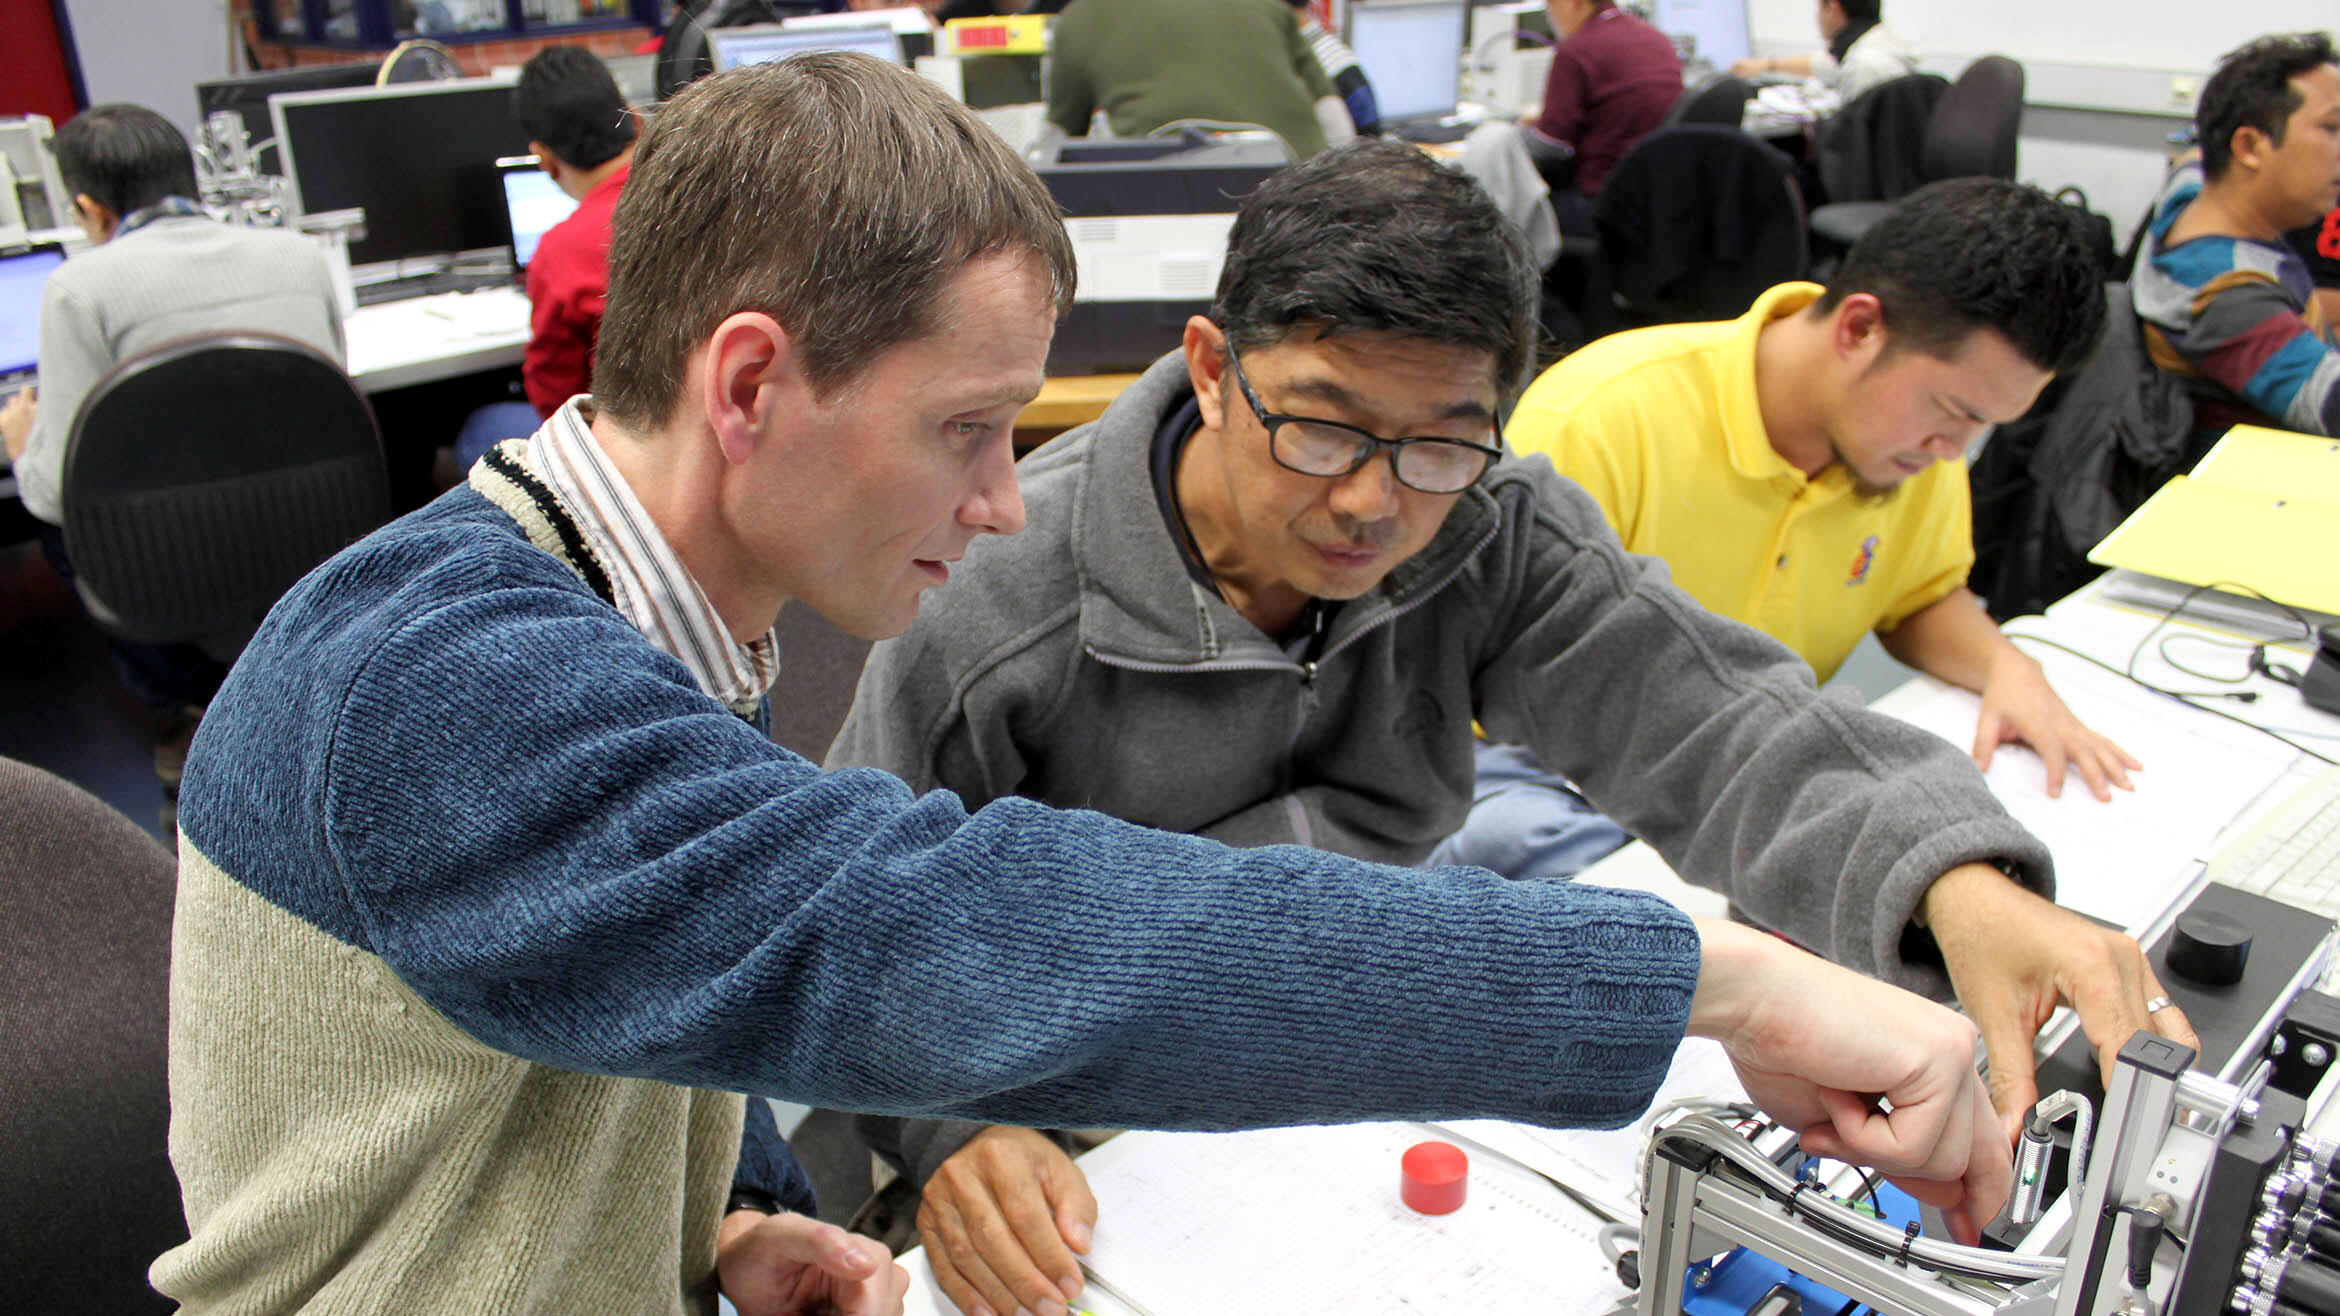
[1226,350,1504,495]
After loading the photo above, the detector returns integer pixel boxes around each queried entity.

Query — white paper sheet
[1073,1121,1633,1315]
[1441,1037,1749,1224]
[1878,649,2294,930]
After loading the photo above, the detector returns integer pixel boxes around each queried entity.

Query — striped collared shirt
[526,398,779,716]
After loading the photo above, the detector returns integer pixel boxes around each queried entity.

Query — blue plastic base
[1675,1177,1923,1316]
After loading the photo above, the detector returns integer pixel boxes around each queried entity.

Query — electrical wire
[2005,628,2338,767]
[1421,1123,1626,1226]
[2155,630,2265,684]
[1649,1115,2067,1283]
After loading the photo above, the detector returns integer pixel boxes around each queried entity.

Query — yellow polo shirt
[1509,283,1971,684]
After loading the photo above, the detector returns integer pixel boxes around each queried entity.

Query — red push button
[1400,1140,1468,1215]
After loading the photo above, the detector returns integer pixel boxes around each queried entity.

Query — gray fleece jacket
[829,350,2051,1183]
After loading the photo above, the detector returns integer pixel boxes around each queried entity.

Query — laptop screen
[0,245,65,377]
[499,162,581,271]
[1347,1,1467,122]
[708,23,904,72]
[1651,0,1753,73]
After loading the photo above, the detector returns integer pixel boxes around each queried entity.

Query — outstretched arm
[1918,863,2198,1135]
[1693,918,2012,1241]
[1880,589,2139,800]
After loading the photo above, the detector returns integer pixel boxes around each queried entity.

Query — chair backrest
[1968,283,2195,619]
[1663,74,1752,129]
[1813,71,1946,204]
[656,0,835,99]
[1922,54,2024,182]
[1594,125,1808,326]
[0,757,182,1312]
[60,331,390,653]
[376,38,461,85]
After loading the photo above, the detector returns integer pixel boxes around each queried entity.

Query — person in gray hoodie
[827,138,2194,1316]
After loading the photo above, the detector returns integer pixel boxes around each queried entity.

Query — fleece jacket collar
[1069,351,1502,669]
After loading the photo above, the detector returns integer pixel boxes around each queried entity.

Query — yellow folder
[2087,425,2340,616]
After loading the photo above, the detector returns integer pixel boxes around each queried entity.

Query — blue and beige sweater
[155,465,1704,1312]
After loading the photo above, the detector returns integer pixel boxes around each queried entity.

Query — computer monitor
[0,243,64,396]
[1650,0,1753,75]
[706,22,904,72]
[497,159,581,271]
[196,63,384,163]
[271,77,533,270]
[1346,1,1468,123]
[1034,131,1290,374]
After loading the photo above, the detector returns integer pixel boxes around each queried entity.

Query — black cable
[2007,632,2339,766]
[2122,578,2318,680]
[2155,630,2263,684]
[1854,1165,1887,1216]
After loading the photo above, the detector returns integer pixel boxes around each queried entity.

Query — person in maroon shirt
[1527,0,1683,235]
[455,47,636,468]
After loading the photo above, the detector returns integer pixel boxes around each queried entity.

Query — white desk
[891,585,2339,1316]
[335,291,1145,443]
[342,286,532,394]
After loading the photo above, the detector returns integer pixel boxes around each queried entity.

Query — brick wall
[242,14,655,75]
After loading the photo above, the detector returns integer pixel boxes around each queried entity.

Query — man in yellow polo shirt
[1474,180,2134,883]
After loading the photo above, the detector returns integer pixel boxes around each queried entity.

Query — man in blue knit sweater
[162,55,2012,1316]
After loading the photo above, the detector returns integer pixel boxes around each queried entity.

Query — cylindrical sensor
[1400,1140,1469,1215]
[2168,910,2251,987]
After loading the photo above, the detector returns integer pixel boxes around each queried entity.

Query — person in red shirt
[455,46,636,467]
[1527,0,1682,235]
[2289,201,2340,326]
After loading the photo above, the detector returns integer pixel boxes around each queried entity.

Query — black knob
[2167,910,2253,987]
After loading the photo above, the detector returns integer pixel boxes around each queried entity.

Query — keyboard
[2213,764,2340,919]
[1390,115,1480,145]
[353,268,515,307]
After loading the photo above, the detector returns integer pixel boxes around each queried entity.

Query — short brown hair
[593,54,1076,430]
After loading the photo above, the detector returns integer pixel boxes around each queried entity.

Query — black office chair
[0,756,182,1313]
[1593,125,1808,328]
[60,332,391,660]
[1809,57,2024,251]
[1662,73,1753,129]
[657,0,840,99]
[376,39,461,85]
[1967,284,2196,620]
[1810,71,1947,207]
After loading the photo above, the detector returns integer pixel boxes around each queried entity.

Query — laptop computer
[706,21,905,73]
[497,157,581,276]
[1346,0,1475,143]
[1651,0,1754,77]
[0,242,64,413]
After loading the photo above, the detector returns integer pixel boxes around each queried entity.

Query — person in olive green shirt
[1045,0,1342,159]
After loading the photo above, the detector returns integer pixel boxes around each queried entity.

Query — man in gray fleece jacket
[827,140,2195,1316]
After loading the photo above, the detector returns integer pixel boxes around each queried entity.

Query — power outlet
[2170,75,2199,108]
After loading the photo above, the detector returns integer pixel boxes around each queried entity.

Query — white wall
[62,0,239,138]
[1745,1,2340,251]
[1746,0,2336,74]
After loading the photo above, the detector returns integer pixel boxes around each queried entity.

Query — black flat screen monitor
[196,63,383,162]
[272,78,533,269]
